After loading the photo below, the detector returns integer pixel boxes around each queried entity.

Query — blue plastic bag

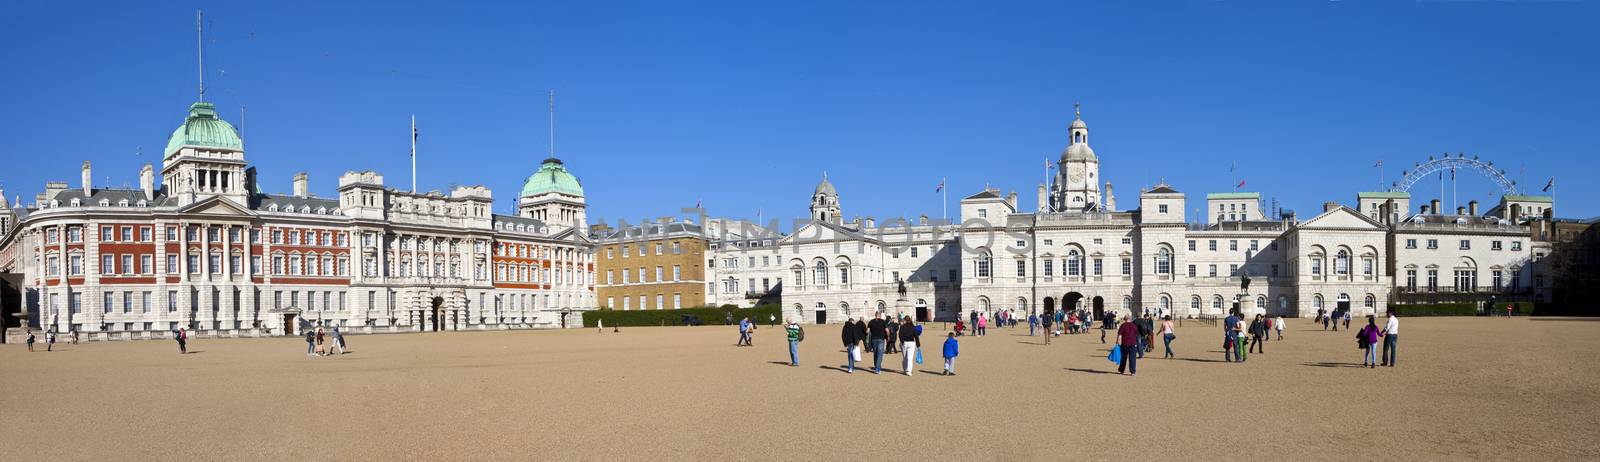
[915,348,923,364]
[1107,345,1122,364]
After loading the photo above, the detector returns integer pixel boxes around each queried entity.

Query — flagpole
[941,177,948,221]
[411,115,417,193]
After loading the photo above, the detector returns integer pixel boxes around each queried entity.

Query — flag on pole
[695,199,702,209]
[1230,161,1236,173]
[1236,179,1246,189]
[1543,177,1555,192]
[1373,160,1383,168]
[935,179,945,193]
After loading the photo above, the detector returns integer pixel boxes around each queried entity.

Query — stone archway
[1092,296,1105,320]
[430,296,445,332]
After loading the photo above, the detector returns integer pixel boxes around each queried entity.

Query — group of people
[302,324,348,357]
[1316,308,1352,331]
[735,317,757,346]
[1357,312,1400,368]
[1222,311,1286,362]
[814,313,960,376]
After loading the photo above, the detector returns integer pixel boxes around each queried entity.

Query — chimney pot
[1430,199,1442,215]
[1469,200,1479,216]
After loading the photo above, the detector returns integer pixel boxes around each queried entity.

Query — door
[814,309,827,324]
[283,314,297,336]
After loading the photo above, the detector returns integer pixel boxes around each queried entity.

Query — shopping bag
[915,348,923,364]
[852,346,862,362]
[1107,345,1122,364]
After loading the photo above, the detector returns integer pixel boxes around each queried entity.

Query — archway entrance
[1065,292,1084,315]
[915,300,929,322]
[1042,297,1055,318]
[1091,296,1104,320]
[430,296,445,332]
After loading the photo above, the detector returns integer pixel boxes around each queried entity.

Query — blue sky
[2,1,1596,224]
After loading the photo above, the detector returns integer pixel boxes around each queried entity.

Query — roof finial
[822,171,828,181]
[1074,102,1081,119]
[548,90,556,157]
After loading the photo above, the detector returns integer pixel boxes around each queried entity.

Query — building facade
[593,220,707,310]
[773,108,1556,324]
[0,101,596,340]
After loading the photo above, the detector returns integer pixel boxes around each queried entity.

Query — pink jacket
[977,316,987,328]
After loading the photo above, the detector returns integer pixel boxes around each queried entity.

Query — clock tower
[1050,104,1100,212]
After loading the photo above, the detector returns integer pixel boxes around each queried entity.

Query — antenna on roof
[196,9,205,102]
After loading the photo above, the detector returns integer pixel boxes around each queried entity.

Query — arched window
[1313,294,1324,310]
[1335,250,1351,276]
[1191,296,1202,313]
[977,297,990,314]
[1364,294,1376,310]
[791,265,803,287]
[976,251,992,278]
[813,261,828,285]
[840,302,851,318]
[1015,297,1028,312]
[837,263,850,286]
[1155,247,1172,275]
[1158,294,1171,311]
[876,300,887,313]
[1066,250,1082,277]
[1212,295,1224,312]
[1122,296,1132,312]
[1256,296,1266,311]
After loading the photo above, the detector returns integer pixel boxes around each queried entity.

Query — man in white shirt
[1381,312,1399,367]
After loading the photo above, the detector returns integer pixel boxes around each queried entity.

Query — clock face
[1069,170,1084,183]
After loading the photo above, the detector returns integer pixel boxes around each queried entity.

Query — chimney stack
[1430,199,1441,215]
[865,218,875,228]
[1469,200,1479,216]
[293,172,309,198]
[1036,184,1047,213]
[1105,182,1117,211]
[1386,199,1397,224]
[1456,206,1466,216]
[918,214,928,226]
[140,164,154,200]
[1544,208,1555,240]
[1323,201,1340,213]
[81,161,92,195]
[1420,204,1429,215]
[1006,191,1018,209]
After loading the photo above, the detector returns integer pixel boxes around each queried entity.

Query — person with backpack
[886,320,900,354]
[785,318,803,367]
[1358,315,1383,368]
[867,313,888,374]
[941,332,959,376]
[45,331,55,352]
[1041,311,1054,345]
[174,328,187,354]
[26,331,36,352]
[304,327,316,358]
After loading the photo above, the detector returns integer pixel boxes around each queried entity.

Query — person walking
[899,316,919,376]
[26,331,36,352]
[1041,311,1054,345]
[975,313,987,337]
[1223,310,1240,363]
[1381,311,1399,367]
[1116,315,1140,375]
[1028,312,1038,336]
[969,310,979,333]
[941,332,959,376]
[1133,314,1151,358]
[785,318,803,367]
[174,328,187,354]
[70,329,79,345]
[46,330,55,352]
[1322,309,1331,331]
[304,327,316,358]
[1234,314,1248,362]
[1358,315,1382,368]
[867,313,888,374]
[1249,315,1267,355]
[886,320,901,354]
[1161,315,1176,359]
[332,325,347,355]
[1343,310,1352,330]
[841,318,861,373]
[315,325,327,356]
[1275,315,1285,340]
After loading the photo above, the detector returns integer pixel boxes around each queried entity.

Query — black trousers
[1250,335,1264,353]
[1118,345,1138,374]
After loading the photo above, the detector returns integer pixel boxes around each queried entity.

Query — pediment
[177,196,255,217]
[1299,206,1381,230]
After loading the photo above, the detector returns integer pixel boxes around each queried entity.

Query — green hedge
[1389,303,1478,316]
[582,305,781,328]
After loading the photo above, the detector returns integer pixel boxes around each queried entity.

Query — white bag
[851,345,862,361]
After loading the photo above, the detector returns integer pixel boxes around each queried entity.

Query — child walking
[941,332,959,376]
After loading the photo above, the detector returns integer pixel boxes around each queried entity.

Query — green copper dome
[164,102,242,157]
[520,157,584,197]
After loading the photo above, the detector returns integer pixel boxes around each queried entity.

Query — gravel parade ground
[3,316,1596,460]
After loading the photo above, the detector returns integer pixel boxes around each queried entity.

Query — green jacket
[786,323,802,342]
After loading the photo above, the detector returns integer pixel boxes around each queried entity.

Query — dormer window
[70,199,81,207]
[98,199,110,207]
[136,200,146,207]
[268,204,279,212]
[118,199,129,207]
[315,206,326,214]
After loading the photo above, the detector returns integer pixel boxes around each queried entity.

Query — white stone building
[771,108,1555,324]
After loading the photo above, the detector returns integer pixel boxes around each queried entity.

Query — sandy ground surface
[2,317,1597,460]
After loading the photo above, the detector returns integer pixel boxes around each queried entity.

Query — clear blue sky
[2,1,1596,224]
